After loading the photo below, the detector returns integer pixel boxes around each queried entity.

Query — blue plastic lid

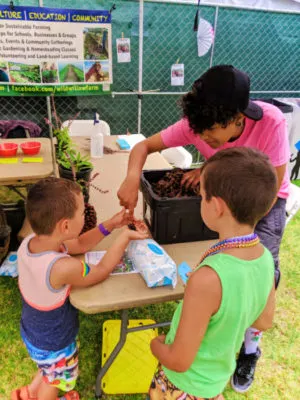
[147,243,164,256]
[8,253,18,263]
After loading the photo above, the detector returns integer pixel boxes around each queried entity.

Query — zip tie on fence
[128,88,162,99]
[9,1,14,11]
[194,0,201,31]
[109,4,116,14]
[127,88,143,100]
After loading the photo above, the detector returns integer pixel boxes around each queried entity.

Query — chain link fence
[0,0,299,163]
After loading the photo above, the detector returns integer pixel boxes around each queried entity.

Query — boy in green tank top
[148,147,276,400]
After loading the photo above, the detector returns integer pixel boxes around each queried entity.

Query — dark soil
[151,168,199,198]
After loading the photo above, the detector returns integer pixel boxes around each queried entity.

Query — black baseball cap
[193,65,263,121]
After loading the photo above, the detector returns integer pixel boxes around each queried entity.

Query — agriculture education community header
[0,5,112,96]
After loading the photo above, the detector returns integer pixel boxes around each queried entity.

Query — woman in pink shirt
[118,65,290,395]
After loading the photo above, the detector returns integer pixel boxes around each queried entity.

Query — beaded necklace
[198,233,260,266]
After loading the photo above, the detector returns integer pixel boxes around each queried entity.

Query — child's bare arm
[64,209,130,255]
[50,229,147,288]
[251,284,275,331]
[150,266,222,372]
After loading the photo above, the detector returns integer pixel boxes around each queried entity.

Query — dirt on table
[151,168,199,198]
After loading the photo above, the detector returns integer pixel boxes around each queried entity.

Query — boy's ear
[59,218,69,234]
[211,196,225,217]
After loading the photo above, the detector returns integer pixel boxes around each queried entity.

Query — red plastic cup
[20,141,41,156]
[0,142,18,157]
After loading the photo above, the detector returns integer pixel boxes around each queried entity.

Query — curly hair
[180,82,240,134]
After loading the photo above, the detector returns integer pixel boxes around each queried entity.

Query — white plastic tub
[62,120,111,137]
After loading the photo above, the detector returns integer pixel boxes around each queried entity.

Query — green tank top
[163,248,274,398]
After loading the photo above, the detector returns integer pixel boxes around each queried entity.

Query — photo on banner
[0,5,113,96]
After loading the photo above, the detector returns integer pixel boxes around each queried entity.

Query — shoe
[59,391,80,400]
[231,343,261,393]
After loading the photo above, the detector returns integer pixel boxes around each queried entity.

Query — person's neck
[30,234,64,254]
[217,222,254,242]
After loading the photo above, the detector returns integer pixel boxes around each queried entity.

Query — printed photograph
[171,68,184,77]
[83,27,109,60]
[8,62,41,83]
[171,63,184,86]
[58,62,84,83]
[0,61,9,82]
[41,62,59,84]
[84,60,109,83]
[116,38,131,63]
[117,43,130,54]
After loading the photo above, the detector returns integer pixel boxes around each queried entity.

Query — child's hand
[122,226,149,241]
[128,218,150,235]
[109,208,131,229]
[154,334,166,343]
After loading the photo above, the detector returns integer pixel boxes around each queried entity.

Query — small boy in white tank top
[12,177,147,400]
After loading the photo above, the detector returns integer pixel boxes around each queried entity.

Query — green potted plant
[56,140,93,183]
[45,96,94,201]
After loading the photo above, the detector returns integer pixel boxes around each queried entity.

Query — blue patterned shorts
[22,334,79,392]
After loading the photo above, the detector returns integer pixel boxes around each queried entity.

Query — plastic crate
[140,169,218,244]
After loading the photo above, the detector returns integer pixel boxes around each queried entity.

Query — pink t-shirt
[161,101,290,199]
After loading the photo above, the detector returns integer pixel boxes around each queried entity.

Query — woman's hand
[117,176,140,213]
[181,169,201,189]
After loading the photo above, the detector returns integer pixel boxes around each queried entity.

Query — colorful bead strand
[198,233,260,266]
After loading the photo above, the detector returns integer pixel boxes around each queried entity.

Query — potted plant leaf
[45,96,94,202]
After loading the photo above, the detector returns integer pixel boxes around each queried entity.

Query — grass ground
[0,214,299,400]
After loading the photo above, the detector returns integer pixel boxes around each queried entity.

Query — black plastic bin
[140,169,218,244]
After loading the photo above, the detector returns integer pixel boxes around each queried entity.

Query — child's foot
[231,344,261,392]
[11,386,37,400]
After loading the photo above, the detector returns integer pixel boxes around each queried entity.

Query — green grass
[292,179,300,188]
[0,214,299,400]
[0,186,26,204]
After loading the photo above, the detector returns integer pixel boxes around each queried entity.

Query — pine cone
[81,203,97,234]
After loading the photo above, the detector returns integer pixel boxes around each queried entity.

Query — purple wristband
[98,223,111,236]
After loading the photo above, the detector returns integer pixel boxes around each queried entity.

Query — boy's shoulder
[51,253,77,273]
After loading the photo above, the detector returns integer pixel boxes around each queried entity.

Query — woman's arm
[117,133,166,212]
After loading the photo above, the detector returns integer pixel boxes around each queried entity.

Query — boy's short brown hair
[26,177,82,235]
[201,147,278,226]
